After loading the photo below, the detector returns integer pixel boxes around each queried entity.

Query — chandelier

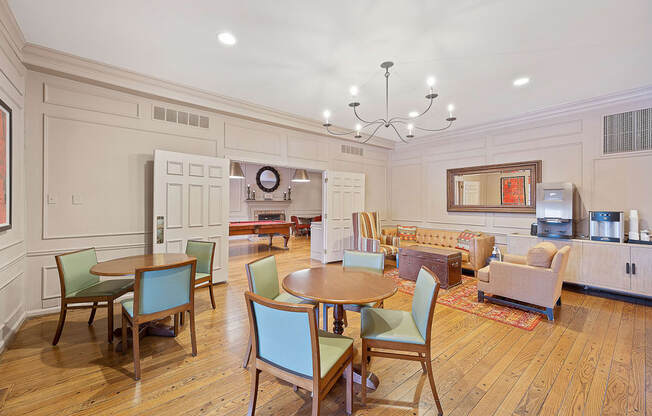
[322,61,457,143]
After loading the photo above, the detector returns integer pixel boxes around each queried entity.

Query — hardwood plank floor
[0,237,649,416]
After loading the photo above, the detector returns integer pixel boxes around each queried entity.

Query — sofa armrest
[469,234,495,271]
[504,253,527,264]
[488,261,562,308]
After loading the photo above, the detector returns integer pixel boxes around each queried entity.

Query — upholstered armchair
[477,243,571,320]
[352,212,399,258]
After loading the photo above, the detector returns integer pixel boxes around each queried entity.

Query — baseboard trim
[0,310,26,355]
[562,282,652,305]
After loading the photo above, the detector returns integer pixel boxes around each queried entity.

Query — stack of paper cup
[630,210,639,241]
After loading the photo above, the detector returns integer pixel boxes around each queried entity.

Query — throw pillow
[526,242,558,268]
[456,229,480,251]
[397,225,417,241]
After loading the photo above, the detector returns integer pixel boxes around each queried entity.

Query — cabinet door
[630,246,652,296]
[581,242,631,291]
[542,238,582,283]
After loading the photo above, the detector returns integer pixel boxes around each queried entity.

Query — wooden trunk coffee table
[398,246,462,289]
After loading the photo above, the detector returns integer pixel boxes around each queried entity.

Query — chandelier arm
[388,123,410,144]
[360,122,385,144]
[325,121,381,136]
[353,105,385,125]
[387,95,435,123]
[413,120,454,132]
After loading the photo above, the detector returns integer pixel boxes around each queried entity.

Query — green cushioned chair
[178,240,216,326]
[321,250,385,331]
[360,266,444,415]
[120,259,198,380]
[244,291,353,415]
[52,248,134,345]
[242,255,318,368]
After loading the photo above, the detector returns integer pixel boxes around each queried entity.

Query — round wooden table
[90,253,197,352]
[283,267,398,390]
[90,253,196,276]
[283,267,398,335]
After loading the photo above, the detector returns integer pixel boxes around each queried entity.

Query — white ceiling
[9,0,652,140]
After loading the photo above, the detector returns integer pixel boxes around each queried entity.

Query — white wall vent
[603,107,652,154]
[341,144,364,157]
[153,105,209,129]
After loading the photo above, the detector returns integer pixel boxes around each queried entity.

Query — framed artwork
[0,98,10,232]
[501,176,526,205]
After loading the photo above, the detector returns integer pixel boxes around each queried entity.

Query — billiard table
[229,220,292,249]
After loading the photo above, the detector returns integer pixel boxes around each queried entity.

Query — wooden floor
[0,237,650,415]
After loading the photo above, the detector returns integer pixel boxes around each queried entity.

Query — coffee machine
[536,182,575,239]
[589,211,624,242]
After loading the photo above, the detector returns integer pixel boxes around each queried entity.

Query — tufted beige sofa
[381,227,495,275]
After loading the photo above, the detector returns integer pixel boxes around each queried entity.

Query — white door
[322,170,365,263]
[153,150,230,283]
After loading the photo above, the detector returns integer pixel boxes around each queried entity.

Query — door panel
[630,246,652,296]
[153,150,230,283]
[581,242,630,291]
[323,170,365,263]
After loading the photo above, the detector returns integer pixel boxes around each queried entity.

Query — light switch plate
[72,194,83,205]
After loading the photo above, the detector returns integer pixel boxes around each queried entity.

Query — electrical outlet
[72,194,83,205]
[47,194,56,204]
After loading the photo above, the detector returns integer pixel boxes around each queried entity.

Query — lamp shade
[229,161,245,178]
[291,169,310,182]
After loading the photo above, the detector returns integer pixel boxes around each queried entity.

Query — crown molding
[0,0,24,59]
[21,43,395,149]
[398,85,652,148]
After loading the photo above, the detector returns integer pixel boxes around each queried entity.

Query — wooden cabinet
[630,246,652,296]
[581,242,631,291]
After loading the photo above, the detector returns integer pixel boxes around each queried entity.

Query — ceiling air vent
[341,144,364,157]
[153,105,209,129]
[603,107,651,154]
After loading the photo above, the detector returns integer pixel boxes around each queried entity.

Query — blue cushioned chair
[321,250,385,331]
[120,259,197,380]
[244,291,353,416]
[242,255,318,368]
[360,266,443,415]
[53,248,134,345]
[186,240,217,309]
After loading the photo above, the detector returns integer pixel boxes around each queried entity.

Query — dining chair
[321,250,385,331]
[359,266,443,415]
[52,248,134,345]
[242,255,318,368]
[244,291,353,416]
[178,240,216,326]
[120,259,198,380]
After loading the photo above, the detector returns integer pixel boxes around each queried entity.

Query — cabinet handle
[632,263,636,275]
[626,262,630,274]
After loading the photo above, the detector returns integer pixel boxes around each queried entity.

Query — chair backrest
[186,240,215,275]
[55,248,100,297]
[244,291,319,379]
[245,255,281,299]
[313,215,322,222]
[342,250,384,274]
[550,245,571,274]
[132,260,196,317]
[411,267,440,342]
[352,212,381,251]
[291,216,299,225]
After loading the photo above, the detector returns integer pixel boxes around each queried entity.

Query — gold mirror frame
[446,160,542,213]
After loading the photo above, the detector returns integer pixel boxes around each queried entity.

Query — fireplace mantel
[245,200,291,221]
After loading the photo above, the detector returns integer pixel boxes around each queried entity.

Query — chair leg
[545,307,555,321]
[174,313,179,337]
[311,391,320,416]
[107,301,114,343]
[180,311,185,326]
[556,297,562,306]
[88,302,98,325]
[420,353,427,373]
[52,304,67,346]
[247,368,260,416]
[477,290,485,303]
[208,281,216,309]
[189,309,197,356]
[345,360,352,415]
[425,356,443,416]
[361,339,367,405]
[243,336,252,368]
[322,304,329,331]
[132,322,141,380]
[121,312,128,354]
[343,310,348,328]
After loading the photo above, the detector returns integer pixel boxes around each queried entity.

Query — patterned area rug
[385,268,542,331]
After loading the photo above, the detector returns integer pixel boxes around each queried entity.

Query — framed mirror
[256,166,280,192]
[446,160,542,213]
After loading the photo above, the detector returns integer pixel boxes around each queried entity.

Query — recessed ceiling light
[513,77,530,87]
[218,32,237,46]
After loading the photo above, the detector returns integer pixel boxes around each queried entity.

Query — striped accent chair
[352,212,399,258]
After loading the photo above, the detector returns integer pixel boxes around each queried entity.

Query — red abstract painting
[501,176,526,205]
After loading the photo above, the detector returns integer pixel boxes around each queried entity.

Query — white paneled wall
[0,2,26,352]
[388,94,652,246]
[24,70,390,317]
